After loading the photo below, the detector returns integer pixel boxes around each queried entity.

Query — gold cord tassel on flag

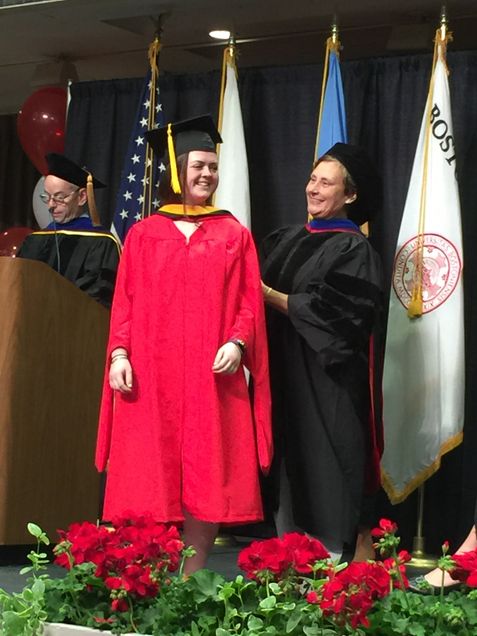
[407,19,452,319]
[140,33,163,215]
[212,37,236,207]
[167,123,181,194]
[217,39,236,148]
[86,173,101,227]
[407,283,423,318]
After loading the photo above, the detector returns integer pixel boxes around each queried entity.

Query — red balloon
[0,227,33,257]
[17,87,67,174]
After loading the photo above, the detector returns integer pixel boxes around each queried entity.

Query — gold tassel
[407,283,423,319]
[167,123,181,194]
[86,173,101,227]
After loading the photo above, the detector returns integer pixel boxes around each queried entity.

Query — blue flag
[111,69,165,243]
[315,50,347,159]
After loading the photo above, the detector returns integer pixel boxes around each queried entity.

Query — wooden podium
[0,257,109,544]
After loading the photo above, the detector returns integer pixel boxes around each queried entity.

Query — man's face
[43,175,87,224]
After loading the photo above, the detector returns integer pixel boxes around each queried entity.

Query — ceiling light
[209,29,231,40]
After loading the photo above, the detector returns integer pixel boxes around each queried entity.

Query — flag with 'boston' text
[381,34,464,504]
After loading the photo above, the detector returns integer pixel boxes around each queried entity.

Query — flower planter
[44,624,147,636]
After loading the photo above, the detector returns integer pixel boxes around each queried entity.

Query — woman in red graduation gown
[96,116,272,573]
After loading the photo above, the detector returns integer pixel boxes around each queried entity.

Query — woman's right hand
[109,357,133,393]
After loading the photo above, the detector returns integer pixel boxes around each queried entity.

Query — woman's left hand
[212,342,242,374]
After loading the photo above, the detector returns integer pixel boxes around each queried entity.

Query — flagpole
[217,36,235,137]
[141,20,163,222]
[212,35,234,210]
[408,485,438,569]
[314,18,341,159]
[110,17,165,243]
[407,8,451,319]
[406,7,451,569]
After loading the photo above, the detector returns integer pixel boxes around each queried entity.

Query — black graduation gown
[261,224,383,545]
[18,228,120,308]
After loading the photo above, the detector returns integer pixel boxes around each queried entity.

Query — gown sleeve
[228,228,273,474]
[95,229,136,471]
[287,235,383,369]
[74,236,121,308]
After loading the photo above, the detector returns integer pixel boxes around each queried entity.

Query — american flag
[111,65,165,243]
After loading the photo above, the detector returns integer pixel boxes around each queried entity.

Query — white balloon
[32,176,51,229]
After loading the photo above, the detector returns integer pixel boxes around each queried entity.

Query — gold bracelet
[110,354,128,365]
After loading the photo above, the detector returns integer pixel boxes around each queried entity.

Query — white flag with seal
[214,46,251,229]
[381,38,464,504]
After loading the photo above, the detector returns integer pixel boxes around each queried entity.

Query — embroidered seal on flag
[393,233,462,314]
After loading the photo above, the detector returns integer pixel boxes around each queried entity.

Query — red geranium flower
[281,533,330,574]
[371,518,397,538]
[54,512,185,613]
[451,550,477,585]
[311,561,393,629]
[238,537,290,581]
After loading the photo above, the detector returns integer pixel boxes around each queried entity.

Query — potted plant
[2,516,477,635]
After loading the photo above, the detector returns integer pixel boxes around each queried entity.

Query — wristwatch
[229,339,246,355]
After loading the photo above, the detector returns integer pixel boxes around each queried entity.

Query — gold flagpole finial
[227,33,236,57]
[439,5,448,41]
[331,15,339,45]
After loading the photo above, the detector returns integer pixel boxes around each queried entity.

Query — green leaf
[286,610,303,632]
[19,566,33,576]
[280,602,296,611]
[247,615,264,631]
[259,595,277,610]
[188,569,224,598]
[31,578,46,597]
[27,523,43,538]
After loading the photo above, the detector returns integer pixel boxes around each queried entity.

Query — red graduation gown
[96,208,272,524]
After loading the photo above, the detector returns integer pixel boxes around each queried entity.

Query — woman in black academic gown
[261,143,383,560]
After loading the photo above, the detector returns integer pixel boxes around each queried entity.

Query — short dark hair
[313,156,357,197]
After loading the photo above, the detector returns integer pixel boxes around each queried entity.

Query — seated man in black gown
[18,153,120,308]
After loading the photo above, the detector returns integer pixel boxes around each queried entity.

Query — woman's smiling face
[183,151,219,205]
[305,159,356,220]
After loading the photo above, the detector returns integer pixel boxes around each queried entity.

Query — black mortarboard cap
[145,114,222,158]
[45,153,106,189]
[323,143,382,225]
[45,152,105,226]
[145,115,222,195]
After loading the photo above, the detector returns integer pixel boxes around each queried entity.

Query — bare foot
[424,525,477,586]
[424,568,455,587]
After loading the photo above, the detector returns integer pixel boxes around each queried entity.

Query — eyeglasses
[39,188,79,205]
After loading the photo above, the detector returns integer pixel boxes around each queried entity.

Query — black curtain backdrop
[0,114,39,231]
[57,50,477,552]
